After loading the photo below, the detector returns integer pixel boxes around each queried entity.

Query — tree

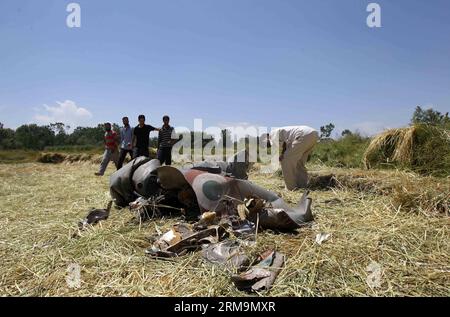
[68,124,105,146]
[49,122,69,135]
[320,123,335,139]
[0,123,16,149]
[221,129,233,150]
[149,137,158,148]
[411,106,450,127]
[49,122,70,146]
[190,131,214,149]
[15,124,54,150]
[341,129,353,137]
[112,123,120,133]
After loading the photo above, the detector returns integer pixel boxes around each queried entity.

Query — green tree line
[0,122,216,151]
[1,106,447,151]
[0,123,109,150]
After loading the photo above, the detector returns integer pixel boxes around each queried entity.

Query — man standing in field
[117,116,134,169]
[270,125,319,190]
[95,122,119,176]
[157,115,177,165]
[132,115,160,158]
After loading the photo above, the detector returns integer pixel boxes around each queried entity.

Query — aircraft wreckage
[105,155,314,292]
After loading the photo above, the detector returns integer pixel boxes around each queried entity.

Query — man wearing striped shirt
[157,115,177,166]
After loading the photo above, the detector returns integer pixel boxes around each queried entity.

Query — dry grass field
[0,161,449,296]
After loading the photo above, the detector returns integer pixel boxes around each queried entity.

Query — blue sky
[1,0,449,137]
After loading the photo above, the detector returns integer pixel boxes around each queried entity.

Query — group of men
[97,116,320,191]
[95,114,177,176]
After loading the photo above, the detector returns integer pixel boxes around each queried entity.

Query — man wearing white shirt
[270,125,319,190]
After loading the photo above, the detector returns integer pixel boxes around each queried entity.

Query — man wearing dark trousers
[117,116,134,169]
[157,115,176,165]
[132,114,159,158]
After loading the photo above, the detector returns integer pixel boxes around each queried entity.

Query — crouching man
[95,122,119,176]
[270,125,319,190]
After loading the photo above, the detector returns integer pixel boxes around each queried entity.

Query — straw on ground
[0,162,448,296]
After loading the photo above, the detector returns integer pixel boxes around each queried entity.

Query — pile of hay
[364,125,450,177]
[0,150,40,164]
[307,165,449,215]
[391,175,449,216]
[37,153,67,164]
[37,153,98,164]
[37,149,158,165]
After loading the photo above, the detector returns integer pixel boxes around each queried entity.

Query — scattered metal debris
[231,250,285,292]
[107,158,316,292]
[78,200,113,230]
[201,240,251,271]
[129,195,185,222]
[146,223,229,258]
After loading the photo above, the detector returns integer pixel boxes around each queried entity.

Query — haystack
[364,125,450,176]
[37,152,67,164]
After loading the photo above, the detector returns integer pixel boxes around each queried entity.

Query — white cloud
[34,100,93,129]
